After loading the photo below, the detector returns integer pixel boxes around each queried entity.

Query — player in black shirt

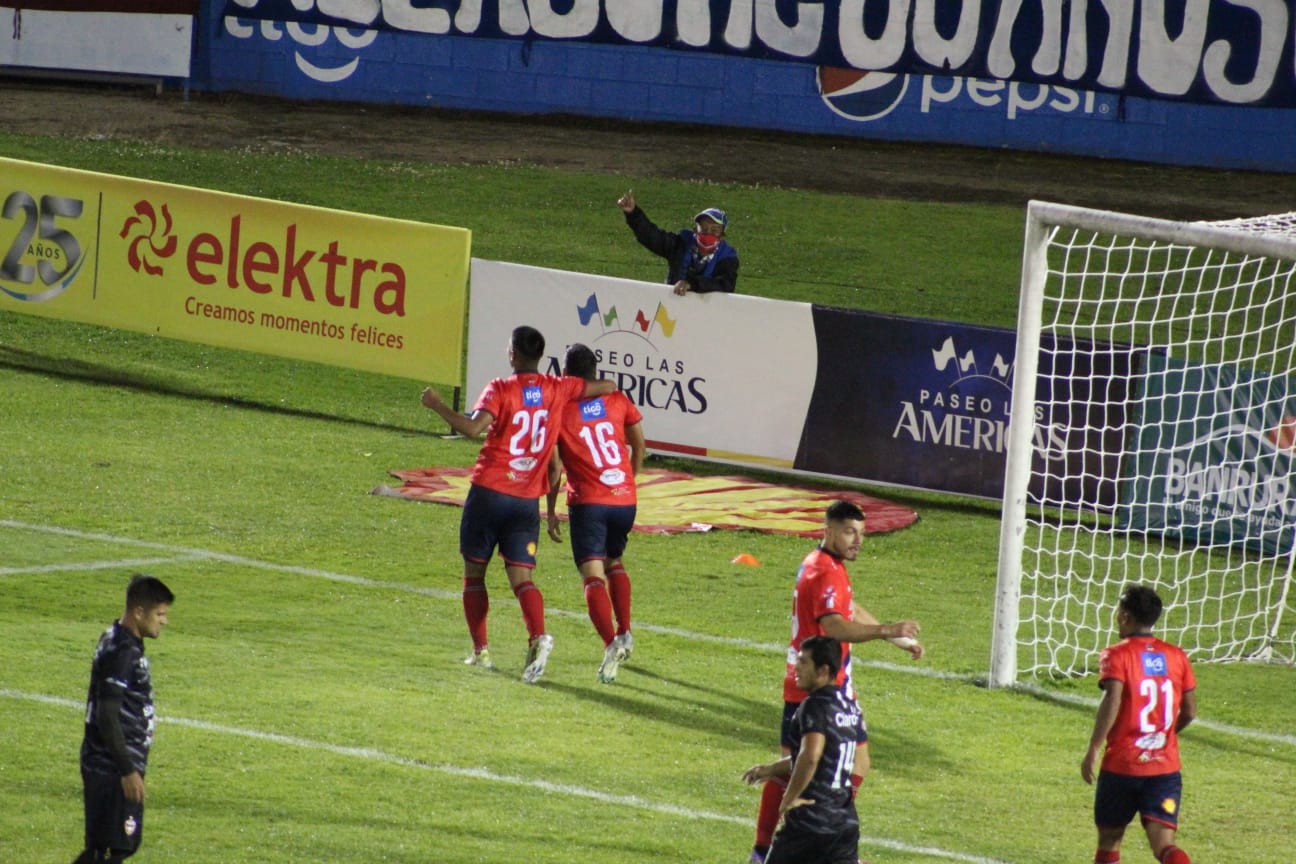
[75,574,174,864]
[743,635,862,864]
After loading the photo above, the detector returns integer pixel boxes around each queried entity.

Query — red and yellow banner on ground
[0,156,470,383]
[375,467,920,538]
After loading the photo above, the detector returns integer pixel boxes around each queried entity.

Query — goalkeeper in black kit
[742,636,863,864]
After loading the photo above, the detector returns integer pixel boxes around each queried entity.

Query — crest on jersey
[124,815,138,836]
[824,585,838,610]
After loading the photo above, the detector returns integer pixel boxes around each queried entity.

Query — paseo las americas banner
[0,157,470,383]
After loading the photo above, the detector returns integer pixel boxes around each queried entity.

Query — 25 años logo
[0,191,87,302]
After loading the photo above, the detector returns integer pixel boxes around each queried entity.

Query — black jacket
[624,207,738,293]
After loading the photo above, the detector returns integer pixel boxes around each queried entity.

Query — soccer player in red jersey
[1082,584,1198,864]
[544,343,645,683]
[748,500,923,864]
[422,325,614,683]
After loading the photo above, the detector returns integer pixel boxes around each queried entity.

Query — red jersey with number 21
[1098,635,1196,776]
[783,547,855,703]
[469,373,586,499]
[556,393,643,506]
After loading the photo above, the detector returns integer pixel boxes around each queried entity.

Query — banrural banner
[1121,353,1296,555]
[0,156,470,383]
[224,0,1296,107]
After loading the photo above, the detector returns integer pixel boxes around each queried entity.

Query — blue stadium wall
[196,2,1296,173]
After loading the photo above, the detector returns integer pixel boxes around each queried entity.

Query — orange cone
[731,553,761,566]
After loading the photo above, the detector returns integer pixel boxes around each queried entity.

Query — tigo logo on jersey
[1142,652,1168,676]
[522,385,543,407]
[580,398,607,421]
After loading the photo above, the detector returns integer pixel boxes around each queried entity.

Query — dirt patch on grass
[4,78,1295,221]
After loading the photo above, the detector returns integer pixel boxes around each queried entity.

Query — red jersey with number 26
[555,393,643,506]
[783,547,855,703]
[469,373,587,499]
[1098,635,1196,776]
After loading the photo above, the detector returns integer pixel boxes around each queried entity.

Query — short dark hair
[800,635,842,680]
[563,343,598,379]
[126,574,175,610]
[826,500,865,524]
[511,326,546,363]
[1119,584,1163,628]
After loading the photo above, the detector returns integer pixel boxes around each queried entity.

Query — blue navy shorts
[82,768,144,857]
[567,503,636,565]
[781,697,868,750]
[460,484,540,568]
[1094,770,1182,830]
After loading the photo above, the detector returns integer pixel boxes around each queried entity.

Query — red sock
[606,562,632,634]
[583,576,617,646]
[462,576,489,651]
[1159,846,1190,864]
[754,776,786,848]
[1095,849,1120,864]
[512,579,545,641]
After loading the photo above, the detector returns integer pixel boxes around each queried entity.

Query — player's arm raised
[421,386,493,438]
[583,377,616,398]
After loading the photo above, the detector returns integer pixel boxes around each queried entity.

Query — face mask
[694,232,721,255]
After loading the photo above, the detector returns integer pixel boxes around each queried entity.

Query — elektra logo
[115,199,409,316]
[818,67,1112,122]
[121,201,178,276]
[226,0,378,83]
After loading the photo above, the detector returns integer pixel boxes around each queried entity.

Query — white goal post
[991,201,1296,686]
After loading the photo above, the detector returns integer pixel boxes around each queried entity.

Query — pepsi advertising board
[208,1,1296,171]
[224,0,1296,107]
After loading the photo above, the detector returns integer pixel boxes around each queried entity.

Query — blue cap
[695,207,728,229]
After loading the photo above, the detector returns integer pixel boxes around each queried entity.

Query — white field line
[5,519,1294,750]
[0,555,204,576]
[2,688,1012,864]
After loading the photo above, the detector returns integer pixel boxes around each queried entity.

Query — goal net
[990,201,1296,685]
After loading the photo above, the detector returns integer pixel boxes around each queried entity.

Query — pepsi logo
[817,67,909,122]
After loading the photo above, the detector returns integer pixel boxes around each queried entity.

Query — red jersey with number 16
[783,547,855,703]
[469,372,587,499]
[1097,634,1196,776]
[555,392,643,506]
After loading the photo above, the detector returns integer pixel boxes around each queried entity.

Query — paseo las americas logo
[893,335,1068,460]
[562,292,707,415]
